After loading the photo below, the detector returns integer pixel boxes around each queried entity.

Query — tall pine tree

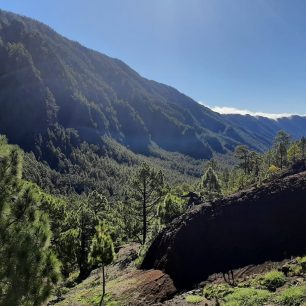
[128,163,166,244]
[0,136,60,306]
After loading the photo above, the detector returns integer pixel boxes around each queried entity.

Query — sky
[1,0,306,116]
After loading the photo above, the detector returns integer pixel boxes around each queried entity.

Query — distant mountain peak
[205,104,305,120]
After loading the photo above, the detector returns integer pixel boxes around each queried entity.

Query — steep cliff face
[142,170,306,289]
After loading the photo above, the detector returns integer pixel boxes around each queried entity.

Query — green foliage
[297,256,306,268]
[287,264,303,277]
[185,295,204,304]
[284,256,306,276]
[23,131,202,198]
[89,224,114,267]
[201,166,222,201]
[223,288,272,306]
[203,283,234,299]
[268,164,281,177]
[235,145,251,175]
[65,193,110,280]
[127,163,167,244]
[288,142,302,163]
[300,136,306,159]
[202,167,221,192]
[259,270,286,291]
[158,193,186,225]
[273,130,291,169]
[3,10,306,305]
[20,131,306,289]
[89,224,114,306]
[0,138,60,306]
[276,286,306,305]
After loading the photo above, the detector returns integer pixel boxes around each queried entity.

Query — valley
[1,8,306,306]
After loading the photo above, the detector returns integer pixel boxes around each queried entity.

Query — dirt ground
[50,243,298,306]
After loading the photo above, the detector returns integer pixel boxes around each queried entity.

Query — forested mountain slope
[225,114,306,147]
[0,9,281,163]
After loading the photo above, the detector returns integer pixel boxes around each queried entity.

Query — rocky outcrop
[142,171,306,289]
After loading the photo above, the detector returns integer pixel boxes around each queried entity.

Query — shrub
[277,286,306,305]
[185,295,204,304]
[223,288,272,306]
[203,283,234,299]
[268,165,281,177]
[297,256,306,272]
[282,263,303,277]
[260,270,286,291]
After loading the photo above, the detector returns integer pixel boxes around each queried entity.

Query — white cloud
[198,102,303,120]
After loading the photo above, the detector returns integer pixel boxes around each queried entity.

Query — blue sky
[1,0,306,115]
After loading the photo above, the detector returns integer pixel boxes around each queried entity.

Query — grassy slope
[183,256,306,306]
[50,242,306,306]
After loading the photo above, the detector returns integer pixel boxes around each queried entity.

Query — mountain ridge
[223,113,306,144]
[0,9,305,165]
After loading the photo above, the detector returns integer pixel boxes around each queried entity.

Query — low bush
[277,286,306,305]
[282,263,303,277]
[260,270,286,291]
[297,256,306,272]
[203,283,234,299]
[185,295,204,304]
[223,288,272,306]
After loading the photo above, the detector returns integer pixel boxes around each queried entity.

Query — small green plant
[260,270,286,291]
[297,256,306,272]
[134,242,150,267]
[185,295,204,304]
[89,293,120,306]
[297,256,306,263]
[223,288,272,306]
[282,263,303,277]
[203,283,234,299]
[277,286,306,305]
[89,224,115,306]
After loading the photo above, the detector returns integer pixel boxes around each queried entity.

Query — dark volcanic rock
[142,171,306,289]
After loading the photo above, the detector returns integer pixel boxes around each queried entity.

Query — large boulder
[142,171,306,289]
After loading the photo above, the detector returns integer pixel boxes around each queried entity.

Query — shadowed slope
[0,9,276,160]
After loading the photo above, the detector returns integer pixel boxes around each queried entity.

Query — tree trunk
[280,153,283,169]
[142,177,147,245]
[268,152,271,168]
[99,265,106,306]
[77,219,90,282]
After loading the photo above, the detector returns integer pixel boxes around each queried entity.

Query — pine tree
[42,189,114,281]
[265,150,273,168]
[235,145,250,175]
[273,131,291,169]
[89,224,114,306]
[0,138,60,306]
[300,136,306,160]
[201,167,222,201]
[202,167,221,193]
[158,193,185,225]
[112,195,141,243]
[128,163,166,244]
[249,151,261,176]
[288,142,302,164]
